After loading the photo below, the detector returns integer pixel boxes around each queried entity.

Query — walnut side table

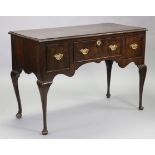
[9,23,147,135]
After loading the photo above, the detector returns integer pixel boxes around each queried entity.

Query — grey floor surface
[0,62,155,139]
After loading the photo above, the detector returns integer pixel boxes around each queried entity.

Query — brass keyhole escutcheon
[96,40,102,46]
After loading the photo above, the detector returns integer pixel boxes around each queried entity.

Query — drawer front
[106,37,122,57]
[46,42,70,71]
[74,39,106,61]
[125,34,144,58]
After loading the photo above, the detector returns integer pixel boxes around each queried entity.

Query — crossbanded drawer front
[125,34,145,58]
[106,37,123,57]
[46,42,70,71]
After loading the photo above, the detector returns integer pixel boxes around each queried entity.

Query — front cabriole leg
[37,80,52,135]
[137,64,147,110]
[11,70,22,119]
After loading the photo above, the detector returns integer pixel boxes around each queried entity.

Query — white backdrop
[0,16,155,138]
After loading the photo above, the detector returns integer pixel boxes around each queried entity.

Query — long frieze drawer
[74,39,107,61]
[124,34,145,58]
[46,42,70,71]
[74,37,123,62]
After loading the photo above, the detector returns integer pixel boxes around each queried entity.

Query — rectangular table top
[9,23,146,42]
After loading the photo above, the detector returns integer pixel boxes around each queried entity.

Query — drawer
[106,37,122,57]
[74,39,106,61]
[46,42,70,71]
[125,34,144,58]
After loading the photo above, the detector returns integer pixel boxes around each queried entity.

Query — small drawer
[106,37,122,57]
[46,42,70,71]
[125,34,144,58]
[74,39,106,62]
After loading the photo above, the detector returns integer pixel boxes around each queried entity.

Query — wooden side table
[9,23,147,135]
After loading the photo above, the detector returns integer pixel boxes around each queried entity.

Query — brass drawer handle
[80,48,89,55]
[130,43,138,50]
[109,44,118,51]
[96,40,102,46]
[53,53,64,61]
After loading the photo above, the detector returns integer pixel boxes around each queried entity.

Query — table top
[9,23,147,42]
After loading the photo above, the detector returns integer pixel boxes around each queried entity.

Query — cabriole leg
[138,64,147,110]
[105,60,113,98]
[11,70,22,119]
[37,80,52,135]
